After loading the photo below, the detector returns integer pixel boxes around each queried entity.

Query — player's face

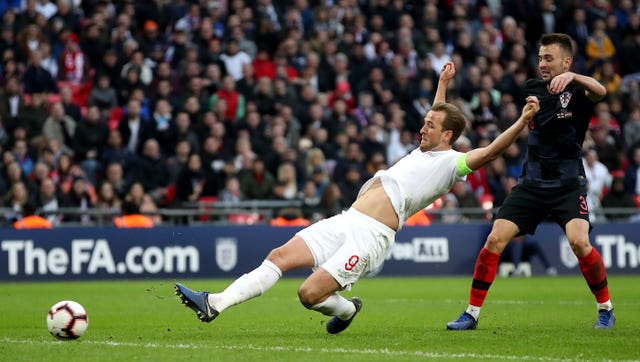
[419,110,451,151]
[538,43,571,82]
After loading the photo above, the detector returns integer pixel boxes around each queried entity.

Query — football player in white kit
[175,61,540,334]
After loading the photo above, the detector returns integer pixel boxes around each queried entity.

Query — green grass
[1,276,639,361]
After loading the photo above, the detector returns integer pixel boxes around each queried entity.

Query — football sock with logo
[578,248,612,307]
[208,260,282,312]
[467,247,501,319]
[309,292,356,320]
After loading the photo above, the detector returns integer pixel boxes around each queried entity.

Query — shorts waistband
[521,177,584,188]
[345,208,397,235]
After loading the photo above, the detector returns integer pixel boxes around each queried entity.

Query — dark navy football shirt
[520,78,596,187]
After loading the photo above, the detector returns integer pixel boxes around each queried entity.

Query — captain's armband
[456,153,473,176]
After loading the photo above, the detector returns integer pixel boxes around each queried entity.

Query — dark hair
[540,33,574,57]
[431,102,467,145]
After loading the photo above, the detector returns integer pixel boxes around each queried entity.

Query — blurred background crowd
[1,0,640,226]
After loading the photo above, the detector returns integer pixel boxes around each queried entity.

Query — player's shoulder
[524,78,545,92]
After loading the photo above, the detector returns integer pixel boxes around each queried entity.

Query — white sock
[310,293,355,320]
[208,260,282,312]
[597,300,613,311]
[465,305,481,320]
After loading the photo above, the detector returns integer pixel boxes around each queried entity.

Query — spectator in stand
[22,49,57,94]
[140,193,162,225]
[12,139,34,178]
[42,101,76,155]
[238,157,275,200]
[623,107,640,149]
[252,48,276,80]
[59,84,82,123]
[34,176,67,225]
[129,138,170,204]
[318,182,344,218]
[103,162,128,200]
[100,130,131,169]
[337,164,364,206]
[150,99,175,156]
[37,41,57,79]
[0,77,27,133]
[95,180,121,214]
[166,140,191,186]
[88,74,118,118]
[624,146,640,195]
[588,118,622,172]
[220,39,252,81]
[582,148,613,203]
[218,175,244,203]
[593,60,622,97]
[585,19,616,72]
[175,153,208,204]
[60,32,84,84]
[209,75,246,122]
[299,180,321,221]
[3,180,31,222]
[327,80,355,112]
[21,91,48,139]
[73,105,110,185]
[64,175,95,225]
[275,161,298,200]
[602,174,638,221]
[118,98,152,155]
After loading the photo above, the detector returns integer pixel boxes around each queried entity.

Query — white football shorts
[296,208,396,289]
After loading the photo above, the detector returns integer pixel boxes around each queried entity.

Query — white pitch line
[2,337,624,362]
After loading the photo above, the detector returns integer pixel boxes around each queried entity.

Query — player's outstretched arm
[433,61,455,105]
[549,72,606,102]
[464,96,540,171]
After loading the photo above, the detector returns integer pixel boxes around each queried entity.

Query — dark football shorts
[496,181,591,236]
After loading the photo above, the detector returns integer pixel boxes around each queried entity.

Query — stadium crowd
[1,0,640,226]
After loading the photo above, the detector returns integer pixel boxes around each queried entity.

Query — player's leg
[176,235,314,322]
[212,235,315,310]
[296,209,392,333]
[447,219,519,330]
[565,218,615,328]
[298,268,362,334]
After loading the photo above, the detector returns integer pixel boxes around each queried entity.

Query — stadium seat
[108,107,123,130]
[198,196,218,221]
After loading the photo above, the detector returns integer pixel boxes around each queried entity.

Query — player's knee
[266,247,284,266]
[568,236,591,257]
[297,284,320,308]
[485,233,509,253]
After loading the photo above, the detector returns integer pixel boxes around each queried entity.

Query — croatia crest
[559,91,572,108]
[215,238,238,272]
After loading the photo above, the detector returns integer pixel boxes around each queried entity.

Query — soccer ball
[46,300,89,340]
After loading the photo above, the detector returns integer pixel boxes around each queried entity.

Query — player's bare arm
[464,96,540,171]
[433,61,455,105]
[549,72,607,102]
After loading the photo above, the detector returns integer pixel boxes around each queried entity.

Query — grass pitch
[1,276,638,361]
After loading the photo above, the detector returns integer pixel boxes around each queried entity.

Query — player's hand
[522,96,540,120]
[439,61,455,81]
[548,72,575,94]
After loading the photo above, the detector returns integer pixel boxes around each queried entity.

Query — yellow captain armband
[456,153,473,176]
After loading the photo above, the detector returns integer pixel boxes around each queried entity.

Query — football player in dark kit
[447,33,615,330]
